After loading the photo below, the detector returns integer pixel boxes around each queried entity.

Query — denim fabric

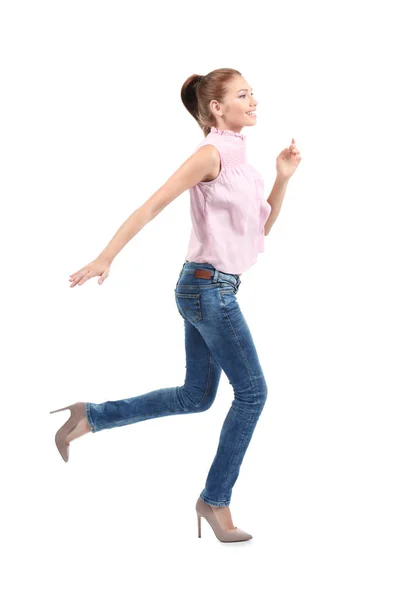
[85,261,268,507]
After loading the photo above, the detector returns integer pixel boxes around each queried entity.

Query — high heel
[50,402,87,462]
[195,498,253,543]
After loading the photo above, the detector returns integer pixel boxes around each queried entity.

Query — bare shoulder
[193,144,221,181]
[142,144,220,216]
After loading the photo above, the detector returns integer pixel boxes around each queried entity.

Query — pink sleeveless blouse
[184,126,271,275]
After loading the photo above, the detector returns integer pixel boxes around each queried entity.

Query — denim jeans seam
[91,407,189,431]
[220,301,260,406]
[218,301,260,495]
[193,351,212,410]
[220,412,257,498]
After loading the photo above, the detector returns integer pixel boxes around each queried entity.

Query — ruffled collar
[210,126,246,140]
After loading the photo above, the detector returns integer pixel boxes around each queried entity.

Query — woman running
[50,67,301,543]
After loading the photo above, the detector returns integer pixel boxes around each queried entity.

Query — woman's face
[210,76,258,132]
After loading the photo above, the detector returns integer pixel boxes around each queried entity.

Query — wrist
[276,173,289,184]
[97,252,113,265]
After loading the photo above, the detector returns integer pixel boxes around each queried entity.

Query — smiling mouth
[246,111,256,116]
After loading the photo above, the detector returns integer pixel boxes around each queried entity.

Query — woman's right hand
[69,257,112,287]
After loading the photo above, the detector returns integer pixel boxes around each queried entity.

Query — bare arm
[264,175,289,236]
[97,145,219,263]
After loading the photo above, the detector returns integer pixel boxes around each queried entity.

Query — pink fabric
[185,127,271,275]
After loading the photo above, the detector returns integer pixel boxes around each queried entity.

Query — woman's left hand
[276,138,302,180]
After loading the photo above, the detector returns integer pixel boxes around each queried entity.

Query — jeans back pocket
[175,292,202,324]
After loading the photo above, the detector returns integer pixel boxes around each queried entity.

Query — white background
[1,1,413,598]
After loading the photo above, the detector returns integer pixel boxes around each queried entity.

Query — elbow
[145,190,169,219]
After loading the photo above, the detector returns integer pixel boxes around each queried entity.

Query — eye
[239,93,254,99]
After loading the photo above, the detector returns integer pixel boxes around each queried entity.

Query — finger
[100,269,110,284]
[69,277,82,287]
[70,271,88,286]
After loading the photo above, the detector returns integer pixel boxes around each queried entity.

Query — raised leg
[85,319,223,433]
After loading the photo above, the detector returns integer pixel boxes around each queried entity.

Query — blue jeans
[85,261,268,507]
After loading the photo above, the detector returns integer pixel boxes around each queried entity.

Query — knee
[234,376,268,412]
[255,376,268,409]
[180,386,217,413]
[195,394,216,412]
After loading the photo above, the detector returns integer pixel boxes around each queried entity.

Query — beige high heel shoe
[196,498,253,542]
[50,402,87,462]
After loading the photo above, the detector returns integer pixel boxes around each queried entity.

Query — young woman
[50,68,302,543]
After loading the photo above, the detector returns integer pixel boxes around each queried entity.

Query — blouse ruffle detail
[210,126,246,140]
